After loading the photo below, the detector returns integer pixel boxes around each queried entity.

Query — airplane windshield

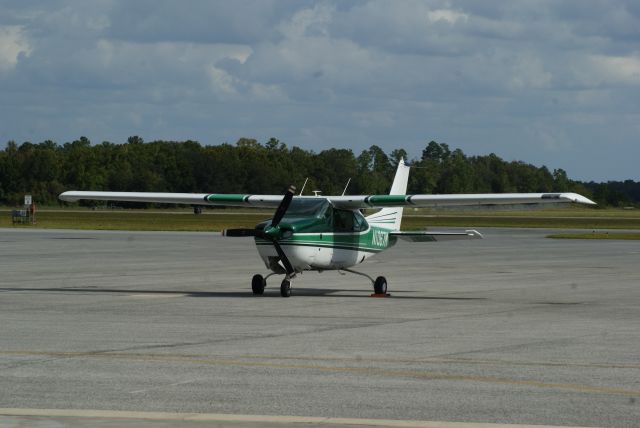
[283,198,330,218]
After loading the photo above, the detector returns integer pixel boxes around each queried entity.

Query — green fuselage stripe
[255,227,392,253]
[256,241,384,253]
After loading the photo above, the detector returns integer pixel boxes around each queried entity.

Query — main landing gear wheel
[280,278,292,298]
[373,276,387,294]
[251,274,266,295]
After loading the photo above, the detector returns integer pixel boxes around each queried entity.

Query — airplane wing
[59,191,285,207]
[59,191,595,208]
[327,192,595,209]
[390,229,483,242]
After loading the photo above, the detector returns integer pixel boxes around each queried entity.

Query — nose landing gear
[280,278,292,297]
[249,273,295,297]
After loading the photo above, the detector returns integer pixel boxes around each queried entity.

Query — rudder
[365,158,410,231]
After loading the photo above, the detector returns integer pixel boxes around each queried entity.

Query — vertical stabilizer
[365,158,410,231]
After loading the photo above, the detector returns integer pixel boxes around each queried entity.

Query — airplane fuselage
[255,223,396,272]
[250,198,396,273]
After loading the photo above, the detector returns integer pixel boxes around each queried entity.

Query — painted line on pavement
[0,408,595,428]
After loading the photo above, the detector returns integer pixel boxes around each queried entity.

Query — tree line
[0,136,637,207]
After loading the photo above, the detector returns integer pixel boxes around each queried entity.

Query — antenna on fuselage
[341,178,352,196]
[299,178,309,196]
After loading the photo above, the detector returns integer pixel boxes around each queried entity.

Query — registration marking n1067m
[372,229,389,247]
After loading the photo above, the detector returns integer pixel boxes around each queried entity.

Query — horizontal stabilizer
[390,230,483,242]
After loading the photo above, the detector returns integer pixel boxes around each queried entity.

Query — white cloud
[427,9,469,24]
[207,65,238,96]
[589,53,640,85]
[35,3,112,37]
[278,3,334,39]
[0,25,31,72]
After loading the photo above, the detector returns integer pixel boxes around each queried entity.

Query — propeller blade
[273,241,295,275]
[225,185,297,276]
[223,228,259,237]
[271,185,296,227]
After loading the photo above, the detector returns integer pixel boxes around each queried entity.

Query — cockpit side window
[332,208,368,232]
[353,210,368,232]
[323,205,333,224]
[333,209,353,232]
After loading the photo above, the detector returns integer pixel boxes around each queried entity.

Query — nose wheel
[280,278,292,297]
[250,273,292,297]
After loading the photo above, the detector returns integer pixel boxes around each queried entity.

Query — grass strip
[2,209,640,232]
[1,210,268,231]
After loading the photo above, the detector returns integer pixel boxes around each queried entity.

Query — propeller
[223,185,296,276]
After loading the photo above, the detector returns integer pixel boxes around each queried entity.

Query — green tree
[1,136,632,207]
[552,168,569,192]
[422,141,450,164]
[437,148,474,193]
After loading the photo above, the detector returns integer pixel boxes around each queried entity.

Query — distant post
[30,201,37,224]
[24,194,36,224]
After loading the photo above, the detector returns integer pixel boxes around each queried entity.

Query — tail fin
[365,158,410,231]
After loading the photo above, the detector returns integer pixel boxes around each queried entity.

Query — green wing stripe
[206,194,250,203]
[365,195,409,206]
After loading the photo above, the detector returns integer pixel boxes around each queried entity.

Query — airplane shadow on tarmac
[0,287,485,300]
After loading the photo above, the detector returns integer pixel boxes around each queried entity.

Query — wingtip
[58,191,77,202]
[563,193,597,205]
[465,229,484,239]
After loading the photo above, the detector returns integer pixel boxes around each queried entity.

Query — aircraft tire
[373,276,387,294]
[252,274,265,295]
[280,278,292,297]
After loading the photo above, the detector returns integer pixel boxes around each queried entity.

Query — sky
[0,0,639,182]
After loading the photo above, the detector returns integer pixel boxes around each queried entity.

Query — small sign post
[24,194,35,224]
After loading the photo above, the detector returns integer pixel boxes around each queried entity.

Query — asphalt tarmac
[0,227,639,428]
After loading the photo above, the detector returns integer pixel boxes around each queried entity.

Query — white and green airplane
[59,159,595,297]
